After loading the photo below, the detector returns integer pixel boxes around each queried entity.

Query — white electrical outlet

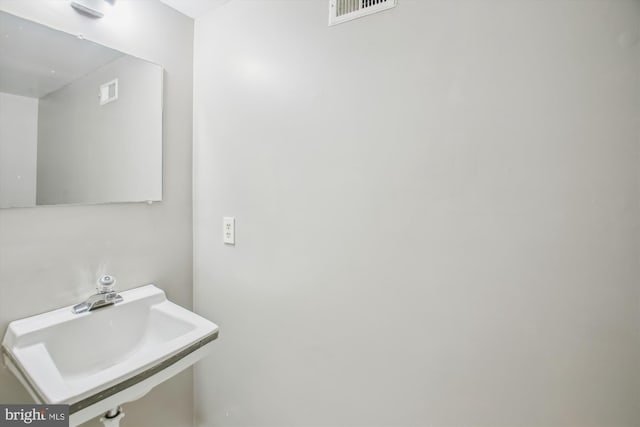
[223,217,235,244]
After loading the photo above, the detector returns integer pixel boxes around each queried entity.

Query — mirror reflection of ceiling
[0,11,124,98]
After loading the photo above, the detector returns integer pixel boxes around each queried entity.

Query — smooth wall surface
[0,92,38,208]
[0,1,194,426]
[193,1,640,426]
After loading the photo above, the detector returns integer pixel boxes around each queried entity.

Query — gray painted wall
[37,55,162,205]
[193,1,640,426]
[0,92,38,208]
[0,1,194,426]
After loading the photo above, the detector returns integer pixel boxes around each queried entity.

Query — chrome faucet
[72,274,123,314]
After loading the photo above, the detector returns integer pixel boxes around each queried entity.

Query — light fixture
[70,0,111,18]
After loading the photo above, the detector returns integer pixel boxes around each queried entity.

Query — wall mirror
[0,11,163,208]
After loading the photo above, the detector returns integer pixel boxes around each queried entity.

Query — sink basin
[2,284,219,425]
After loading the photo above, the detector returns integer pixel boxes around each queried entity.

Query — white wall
[193,1,640,426]
[37,55,162,205]
[0,2,194,426]
[0,92,38,208]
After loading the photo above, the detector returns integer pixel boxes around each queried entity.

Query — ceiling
[0,1,231,99]
[0,11,124,98]
[158,0,231,19]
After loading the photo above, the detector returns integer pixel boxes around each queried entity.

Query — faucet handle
[97,274,116,293]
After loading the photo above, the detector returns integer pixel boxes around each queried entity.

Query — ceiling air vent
[329,0,397,26]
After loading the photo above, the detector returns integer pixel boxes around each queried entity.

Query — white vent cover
[99,79,118,105]
[329,0,396,26]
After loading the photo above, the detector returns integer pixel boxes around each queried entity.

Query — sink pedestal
[100,407,124,427]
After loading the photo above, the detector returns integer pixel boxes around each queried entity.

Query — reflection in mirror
[0,11,163,208]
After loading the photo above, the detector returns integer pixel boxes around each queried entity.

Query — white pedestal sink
[2,284,219,426]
